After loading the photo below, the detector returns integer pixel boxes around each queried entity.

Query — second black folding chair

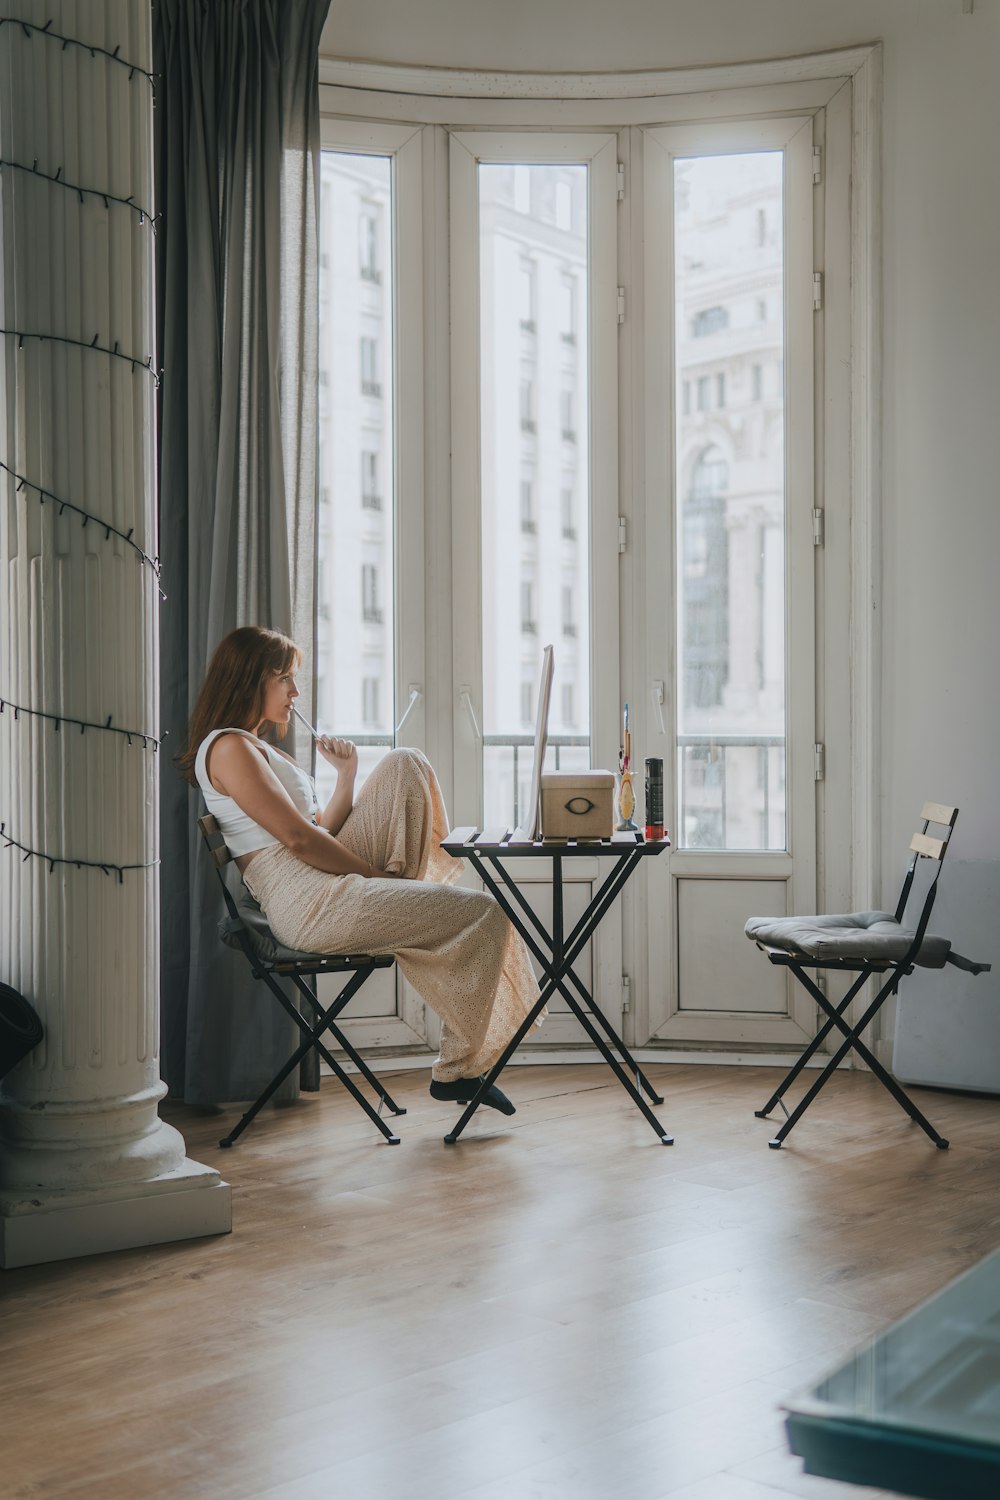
[745,803,991,1150]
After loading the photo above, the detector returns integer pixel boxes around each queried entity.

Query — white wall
[320,1,1000,1073]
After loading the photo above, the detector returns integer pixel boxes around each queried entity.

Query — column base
[0,1159,231,1269]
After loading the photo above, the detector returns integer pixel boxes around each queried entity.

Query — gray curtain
[155,0,330,1103]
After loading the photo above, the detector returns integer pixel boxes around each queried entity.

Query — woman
[178,626,540,1114]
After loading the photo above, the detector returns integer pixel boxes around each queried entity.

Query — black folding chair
[745,803,991,1150]
[197,814,405,1147]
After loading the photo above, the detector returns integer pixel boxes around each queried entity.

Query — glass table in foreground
[784,1247,1000,1499]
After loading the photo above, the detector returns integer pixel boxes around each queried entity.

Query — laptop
[509,644,554,843]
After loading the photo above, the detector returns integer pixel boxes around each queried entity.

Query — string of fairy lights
[0,15,162,883]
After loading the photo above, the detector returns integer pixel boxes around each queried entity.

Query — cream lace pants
[244,749,541,1082]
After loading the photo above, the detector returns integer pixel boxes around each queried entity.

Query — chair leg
[220,968,401,1147]
[292,973,407,1118]
[766,966,949,1150]
[755,971,869,1120]
[219,1041,309,1148]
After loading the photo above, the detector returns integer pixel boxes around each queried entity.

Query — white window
[519,379,535,432]
[361,562,381,623]
[519,263,535,330]
[559,279,576,343]
[362,676,379,724]
[693,305,728,337]
[317,143,396,813]
[520,579,536,634]
[319,87,853,1058]
[359,211,379,282]
[360,337,380,396]
[560,389,575,441]
[561,485,576,538]
[520,478,535,532]
[361,450,380,508]
[562,583,575,636]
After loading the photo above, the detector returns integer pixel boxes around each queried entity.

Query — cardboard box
[540,770,615,839]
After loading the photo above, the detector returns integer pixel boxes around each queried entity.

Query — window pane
[674,152,786,850]
[317,151,395,799]
[479,162,591,828]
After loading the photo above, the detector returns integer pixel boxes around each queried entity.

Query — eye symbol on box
[564,796,597,816]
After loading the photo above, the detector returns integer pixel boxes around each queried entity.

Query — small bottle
[644,757,664,841]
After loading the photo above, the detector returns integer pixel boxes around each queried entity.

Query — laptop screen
[521,644,554,839]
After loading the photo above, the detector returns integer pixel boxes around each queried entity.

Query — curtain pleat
[155,0,329,1103]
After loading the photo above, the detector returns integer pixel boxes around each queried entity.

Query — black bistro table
[440,826,672,1144]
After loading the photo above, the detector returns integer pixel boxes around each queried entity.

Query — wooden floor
[2,1063,998,1500]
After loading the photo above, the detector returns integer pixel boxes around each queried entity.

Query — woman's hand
[316,735,358,780]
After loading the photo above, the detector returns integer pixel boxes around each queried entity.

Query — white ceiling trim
[318,45,877,101]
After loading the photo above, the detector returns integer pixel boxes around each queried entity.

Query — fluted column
[0,0,229,1266]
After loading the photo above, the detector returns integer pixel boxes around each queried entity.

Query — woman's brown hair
[176,626,301,786]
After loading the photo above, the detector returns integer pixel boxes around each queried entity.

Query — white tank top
[195,728,320,857]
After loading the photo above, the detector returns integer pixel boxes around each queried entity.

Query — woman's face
[258,666,299,729]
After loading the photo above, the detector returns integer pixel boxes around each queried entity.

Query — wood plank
[920,801,958,828]
[910,831,947,860]
[3,1065,997,1500]
[441,824,478,851]
[474,827,509,846]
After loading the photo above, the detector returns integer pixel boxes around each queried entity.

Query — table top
[442,826,671,859]
[784,1247,1000,1498]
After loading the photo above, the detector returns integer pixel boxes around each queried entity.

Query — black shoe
[429,1076,516,1115]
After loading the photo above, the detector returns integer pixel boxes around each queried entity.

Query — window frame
[317,52,878,1051]
[448,129,621,830]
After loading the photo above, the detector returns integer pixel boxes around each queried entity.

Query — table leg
[488,852,668,1110]
[442,847,672,1144]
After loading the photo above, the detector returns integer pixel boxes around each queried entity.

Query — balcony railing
[520,417,537,434]
[362,606,384,624]
[361,492,383,511]
[312,731,591,833]
[485,733,590,831]
[677,733,785,851]
[361,380,382,398]
[360,265,382,284]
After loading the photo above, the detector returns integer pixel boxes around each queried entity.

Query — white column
[0,0,230,1267]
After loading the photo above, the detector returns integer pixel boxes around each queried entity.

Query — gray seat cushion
[745,911,951,968]
[218,885,328,966]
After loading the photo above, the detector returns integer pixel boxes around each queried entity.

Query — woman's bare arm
[207,733,380,877]
[314,735,358,836]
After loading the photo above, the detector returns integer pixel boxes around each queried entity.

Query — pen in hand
[292,704,322,740]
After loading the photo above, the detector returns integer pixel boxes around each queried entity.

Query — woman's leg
[248,847,539,1084]
[337,748,459,886]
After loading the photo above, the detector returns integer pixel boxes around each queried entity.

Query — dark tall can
[644,757,664,841]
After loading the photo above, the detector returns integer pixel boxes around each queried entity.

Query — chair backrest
[894,803,959,955]
[197,813,243,925]
[198,812,231,866]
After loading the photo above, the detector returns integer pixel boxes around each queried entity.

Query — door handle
[459,688,482,742]
[394,685,422,738]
